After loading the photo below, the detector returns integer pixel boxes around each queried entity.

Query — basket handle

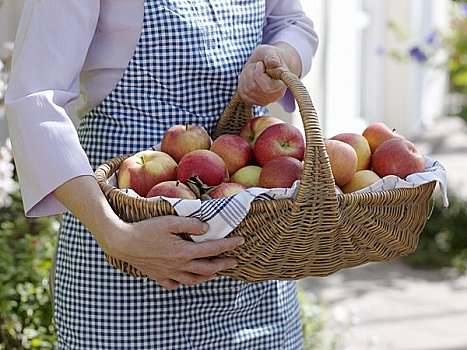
[215,67,339,215]
[212,92,253,139]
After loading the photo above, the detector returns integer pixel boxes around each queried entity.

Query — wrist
[91,207,130,256]
[53,175,129,255]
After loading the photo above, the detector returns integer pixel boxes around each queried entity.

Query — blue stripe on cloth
[199,197,238,222]
[216,197,249,229]
[171,198,184,208]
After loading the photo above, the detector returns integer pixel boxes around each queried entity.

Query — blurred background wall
[284,0,451,138]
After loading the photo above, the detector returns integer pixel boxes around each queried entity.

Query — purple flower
[425,31,438,46]
[409,46,428,62]
[375,46,386,56]
[461,4,467,16]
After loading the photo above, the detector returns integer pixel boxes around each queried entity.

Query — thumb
[164,216,210,236]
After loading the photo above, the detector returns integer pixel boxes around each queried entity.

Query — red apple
[324,139,358,187]
[160,123,211,162]
[118,150,177,197]
[208,182,247,199]
[254,123,305,166]
[146,180,197,199]
[177,149,227,186]
[362,122,403,154]
[259,156,303,189]
[210,134,253,176]
[371,138,425,179]
[231,165,262,188]
[341,170,382,193]
[239,116,284,147]
[331,132,371,171]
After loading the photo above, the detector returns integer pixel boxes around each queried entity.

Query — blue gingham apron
[54,1,302,348]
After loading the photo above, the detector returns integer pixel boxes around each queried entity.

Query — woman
[6,0,318,348]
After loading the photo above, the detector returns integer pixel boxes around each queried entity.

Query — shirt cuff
[268,31,318,78]
[277,89,296,113]
[6,91,94,217]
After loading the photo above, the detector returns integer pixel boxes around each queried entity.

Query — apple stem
[392,128,396,132]
[185,122,189,131]
[176,180,180,187]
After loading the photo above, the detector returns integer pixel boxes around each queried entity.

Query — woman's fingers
[159,279,181,290]
[162,216,210,236]
[187,236,244,260]
[169,272,218,286]
[238,61,286,106]
[185,257,238,276]
[160,257,239,287]
[146,257,236,289]
[237,44,289,106]
[114,216,244,289]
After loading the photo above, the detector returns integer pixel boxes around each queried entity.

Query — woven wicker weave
[95,67,436,283]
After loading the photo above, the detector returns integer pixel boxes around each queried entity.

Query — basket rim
[95,153,438,218]
[95,153,295,216]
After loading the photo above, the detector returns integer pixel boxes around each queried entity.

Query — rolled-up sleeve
[264,0,319,77]
[5,0,100,217]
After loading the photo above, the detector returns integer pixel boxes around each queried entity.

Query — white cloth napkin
[351,157,448,206]
[107,155,448,242]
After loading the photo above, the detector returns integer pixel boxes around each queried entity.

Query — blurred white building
[293,0,451,138]
[0,0,451,142]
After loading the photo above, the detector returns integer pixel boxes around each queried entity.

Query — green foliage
[383,2,467,122]
[445,2,467,95]
[0,190,59,349]
[298,288,353,350]
[298,289,327,349]
[404,192,467,273]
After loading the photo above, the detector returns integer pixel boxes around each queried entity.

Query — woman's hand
[237,42,302,106]
[110,216,244,289]
[53,175,243,290]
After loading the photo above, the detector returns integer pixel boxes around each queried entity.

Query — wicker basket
[95,67,436,283]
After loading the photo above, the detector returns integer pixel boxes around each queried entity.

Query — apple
[118,150,177,197]
[160,123,211,162]
[146,180,197,199]
[341,170,382,193]
[323,139,358,187]
[239,116,284,147]
[253,123,305,166]
[231,165,262,188]
[210,134,253,176]
[177,149,228,186]
[259,156,303,189]
[208,182,247,199]
[331,132,371,171]
[362,122,403,154]
[371,138,426,179]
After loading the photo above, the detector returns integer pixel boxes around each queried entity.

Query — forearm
[272,41,302,77]
[52,175,124,253]
[52,175,243,289]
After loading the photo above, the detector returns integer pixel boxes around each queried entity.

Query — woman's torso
[54,1,303,348]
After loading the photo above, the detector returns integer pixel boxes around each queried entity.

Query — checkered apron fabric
[53,1,303,349]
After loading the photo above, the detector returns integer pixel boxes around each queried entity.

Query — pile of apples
[325,121,426,194]
[117,116,306,200]
[117,117,426,199]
